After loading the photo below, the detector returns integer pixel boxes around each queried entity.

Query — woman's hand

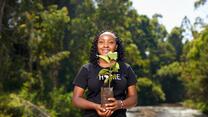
[105,98,121,111]
[94,104,113,117]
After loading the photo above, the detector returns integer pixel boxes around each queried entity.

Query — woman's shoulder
[82,63,95,71]
[118,61,131,68]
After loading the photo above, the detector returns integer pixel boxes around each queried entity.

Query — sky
[131,0,208,33]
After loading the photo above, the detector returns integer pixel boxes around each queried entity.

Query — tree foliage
[137,77,165,105]
[1,0,208,116]
[181,26,208,113]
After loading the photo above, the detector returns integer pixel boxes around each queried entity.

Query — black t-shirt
[73,62,137,117]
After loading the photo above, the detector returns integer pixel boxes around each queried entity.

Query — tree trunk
[0,0,6,32]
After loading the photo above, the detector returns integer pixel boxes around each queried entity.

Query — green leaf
[97,52,120,87]
[97,55,110,63]
[107,52,118,60]
[115,62,120,70]
[98,69,109,75]
[112,63,120,72]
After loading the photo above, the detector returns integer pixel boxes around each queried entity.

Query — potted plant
[97,51,120,107]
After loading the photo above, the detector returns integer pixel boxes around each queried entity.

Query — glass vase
[101,87,114,108]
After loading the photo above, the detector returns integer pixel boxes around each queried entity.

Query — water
[127,106,208,117]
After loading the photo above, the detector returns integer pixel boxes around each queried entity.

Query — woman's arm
[72,86,98,109]
[106,85,137,110]
[72,86,111,116]
[121,85,137,108]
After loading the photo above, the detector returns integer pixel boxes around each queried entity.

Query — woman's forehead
[98,35,116,41]
[99,31,116,39]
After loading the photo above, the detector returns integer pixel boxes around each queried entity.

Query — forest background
[0,0,208,116]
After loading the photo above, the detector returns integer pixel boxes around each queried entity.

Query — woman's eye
[109,41,115,44]
[98,41,104,44]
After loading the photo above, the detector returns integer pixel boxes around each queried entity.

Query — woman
[72,31,137,117]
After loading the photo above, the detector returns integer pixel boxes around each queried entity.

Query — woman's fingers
[96,104,106,111]
[105,98,120,111]
[105,110,114,117]
[108,97,116,102]
[95,104,108,117]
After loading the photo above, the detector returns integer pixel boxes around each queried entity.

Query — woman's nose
[103,42,109,47]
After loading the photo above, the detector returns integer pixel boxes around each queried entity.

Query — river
[127,106,208,117]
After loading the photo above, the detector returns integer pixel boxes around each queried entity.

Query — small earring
[96,53,99,58]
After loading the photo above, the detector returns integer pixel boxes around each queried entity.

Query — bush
[137,77,165,105]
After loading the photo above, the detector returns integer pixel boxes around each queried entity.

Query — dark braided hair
[89,31,125,65]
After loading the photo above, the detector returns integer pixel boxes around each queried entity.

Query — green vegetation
[97,52,120,87]
[0,0,208,116]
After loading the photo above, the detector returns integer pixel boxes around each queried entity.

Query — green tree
[0,0,82,116]
[137,77,165,105]
[157,62,185,102]
[167,27,184,61]
[182,26,208,113]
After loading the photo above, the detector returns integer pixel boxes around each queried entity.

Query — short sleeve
[73,66,88,89]
[126,65,137,86]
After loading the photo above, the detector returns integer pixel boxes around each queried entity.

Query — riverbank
[127,105,208,117]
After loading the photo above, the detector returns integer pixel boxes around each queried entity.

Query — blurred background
[0,0,208,116]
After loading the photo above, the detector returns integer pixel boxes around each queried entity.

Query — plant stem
[109,67,112,88]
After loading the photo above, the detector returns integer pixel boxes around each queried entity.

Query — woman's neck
[98,59,116,68]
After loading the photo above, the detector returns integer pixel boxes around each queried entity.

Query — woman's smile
[97,35,117,55]
[102,48,110,55]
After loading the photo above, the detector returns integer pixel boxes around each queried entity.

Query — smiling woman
[72,31,138,117]
[97,32,117,56]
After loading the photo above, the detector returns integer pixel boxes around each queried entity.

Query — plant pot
[101,87,114,108]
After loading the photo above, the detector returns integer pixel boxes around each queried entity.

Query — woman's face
[97,35,117,55]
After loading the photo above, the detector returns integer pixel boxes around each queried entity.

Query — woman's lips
[102,49,110,55]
